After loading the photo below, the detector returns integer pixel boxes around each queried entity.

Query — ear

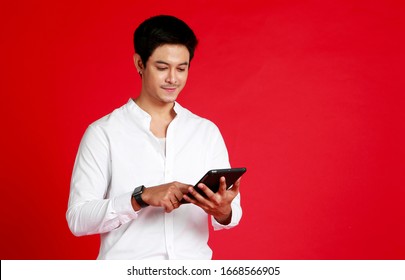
[133,53,144,73]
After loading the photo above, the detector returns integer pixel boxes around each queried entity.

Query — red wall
[1,0,404,259]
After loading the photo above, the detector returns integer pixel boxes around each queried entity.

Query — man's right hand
[132,182,192,213]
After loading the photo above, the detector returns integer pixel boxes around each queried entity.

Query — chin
[156,97,176,105]
[161,94,180,103]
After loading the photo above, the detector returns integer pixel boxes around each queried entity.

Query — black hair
[134,15,198,67]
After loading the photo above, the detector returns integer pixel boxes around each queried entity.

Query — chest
[105,124,211,197]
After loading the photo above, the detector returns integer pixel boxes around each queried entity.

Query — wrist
[215,209,232,225]
[131,196,142,211]
[132,185,149,209]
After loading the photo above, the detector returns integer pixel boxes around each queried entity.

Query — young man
[66,15,242,259]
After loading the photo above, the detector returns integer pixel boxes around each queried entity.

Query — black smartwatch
[132,185,149,208]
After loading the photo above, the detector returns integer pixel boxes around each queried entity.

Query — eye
[178,68,186,72]
[157,67,168,71]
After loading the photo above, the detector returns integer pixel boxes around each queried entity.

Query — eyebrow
[155,60,189,67]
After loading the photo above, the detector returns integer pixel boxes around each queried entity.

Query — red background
[1,0,404,259]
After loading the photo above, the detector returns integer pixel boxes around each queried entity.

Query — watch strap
[132,185,149,208]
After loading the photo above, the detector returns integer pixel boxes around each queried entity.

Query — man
[66,15,242,259]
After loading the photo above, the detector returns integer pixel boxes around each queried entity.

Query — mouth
[161,86,178,93]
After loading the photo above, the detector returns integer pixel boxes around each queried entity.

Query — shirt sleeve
[66,125,138,236]
[207,124,243,231]
[211,193,242,230]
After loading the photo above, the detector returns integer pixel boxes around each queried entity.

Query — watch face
[133,185,144,195]
[133,185,148,208]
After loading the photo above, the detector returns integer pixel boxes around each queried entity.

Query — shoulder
[88,102,130,131]
[78,102,132,146]
[175,102,220,132]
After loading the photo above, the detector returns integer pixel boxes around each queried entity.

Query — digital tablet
[182,167,247,203]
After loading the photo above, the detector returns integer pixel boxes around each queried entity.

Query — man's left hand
[182,176,241,225]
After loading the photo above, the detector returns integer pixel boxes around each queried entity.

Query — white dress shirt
[66,99,242,259]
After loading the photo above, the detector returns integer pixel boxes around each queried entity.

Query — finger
[171,200,180,209]
[187,185,213,204]
[182,193,197,204]
[183,190,211,212]
[228,178,241,196]
[178,184,194,194]
[217,176,227,195]
[163,202,174,213]
[196,183,216,201]
[174,188,188,202]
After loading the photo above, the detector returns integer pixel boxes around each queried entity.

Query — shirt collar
[173,101,184,116]
[126,98,150,120]
[126,98,184,119]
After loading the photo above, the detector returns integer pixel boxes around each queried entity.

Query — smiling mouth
[161,86,178,92]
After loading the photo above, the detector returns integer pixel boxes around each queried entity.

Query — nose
[165,69,177,84]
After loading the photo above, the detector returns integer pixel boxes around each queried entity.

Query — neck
[133,97,176,138]
[133,96,175,119]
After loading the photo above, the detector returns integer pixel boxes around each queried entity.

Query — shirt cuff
[211,206,241,230]
[111,191,140,221]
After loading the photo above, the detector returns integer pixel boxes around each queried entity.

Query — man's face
[139,44,190,105]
